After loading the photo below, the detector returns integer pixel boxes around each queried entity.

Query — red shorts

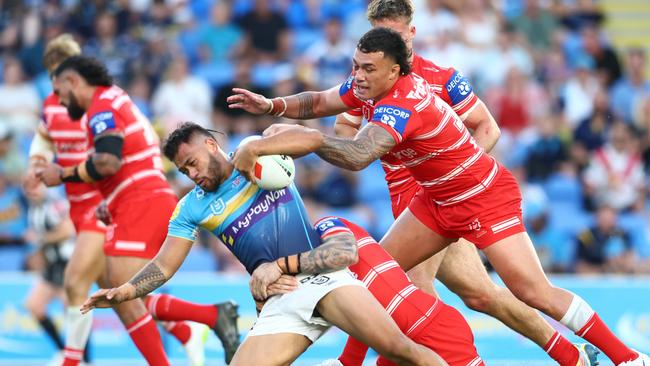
[409,169,525,249]
[390,187,419,219]
[104,193,177,259]
[69,197,106,234]
[377,304,484,366]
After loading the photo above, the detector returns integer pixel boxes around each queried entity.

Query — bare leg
[437,239,555,348]
[64,231,106,306]
[406,248,446,297]
[317,285,448,366]
[230,333,312,366]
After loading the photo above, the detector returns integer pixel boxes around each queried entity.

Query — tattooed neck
[128,262,168,298]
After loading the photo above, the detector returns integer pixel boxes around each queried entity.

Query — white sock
[65,306,93,351]
[559,293,595,333]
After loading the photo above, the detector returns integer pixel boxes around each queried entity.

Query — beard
[66,92,86,120]
[201,153,224,192]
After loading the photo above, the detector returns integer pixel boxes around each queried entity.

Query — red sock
[62,347,84,366]
[145,294,218,327]
[126,314,170,366]
[164,321,191,345]
[577,313,637,364]
[544,331,579,366]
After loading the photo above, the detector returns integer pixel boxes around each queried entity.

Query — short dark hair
[357,27,411,75]
[54,55,113,86]
[163,122,217,161]
[367,0,414,24]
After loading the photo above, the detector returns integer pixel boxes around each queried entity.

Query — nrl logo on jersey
[210,198,225,215]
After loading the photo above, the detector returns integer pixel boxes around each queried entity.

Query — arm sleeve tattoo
[316,124,396,171]
[128,261,168,298]
[297,92,315,119]
[299,232,358,274]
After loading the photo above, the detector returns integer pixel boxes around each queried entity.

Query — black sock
[38,316,64,350]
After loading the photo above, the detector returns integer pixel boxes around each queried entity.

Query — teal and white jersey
[168,170,321,273]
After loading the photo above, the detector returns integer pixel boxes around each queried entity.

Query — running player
[227,28,647,366]
[331,1,590,364]
[81,122,447,366]
[35,55,239,365]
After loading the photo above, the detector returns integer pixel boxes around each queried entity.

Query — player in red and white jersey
[314,216,483,366]
[37,55,241,366]
[229,27,646,366]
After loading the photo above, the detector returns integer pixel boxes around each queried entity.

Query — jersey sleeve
[442,69,479,116]
[314,216,353,240]
[338,74,364,109]
[87,99,124,138]
[368,102,420,143]
[167,195,199,242]
[338,336,369,366]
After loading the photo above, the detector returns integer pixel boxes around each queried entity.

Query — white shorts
[247,269,364,342]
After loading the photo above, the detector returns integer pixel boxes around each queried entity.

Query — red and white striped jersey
[339,72,498,206]
[85,86,172,208]
[341,55,481,206]
[42,93,101,205]
[314,216,442,337]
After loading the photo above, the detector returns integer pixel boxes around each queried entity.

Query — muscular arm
[299,231,359,274]
[316,123,396,171]
[460,100,500,153]
[334,114,360,138]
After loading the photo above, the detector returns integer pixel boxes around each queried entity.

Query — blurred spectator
[0,170,28,247]
[574,205,635,274]
[583,122,645,212]
[510,0,558,53]
[127,75,152,118]
[0,123,27,184]
[130,32,173,88]
[83,10,140,86]
[236,0,290,62]
[610,47,650,124]
[151,55,213,132]
[580,25,621,87]
[213,58,269,121]
[573,89,614,152]
[525,116,569,182]
[199,1,244,63]
[477,24,534,90]
[420,30,475,81]
[556,0,604,31]
[561,53,600,128]
[0,56,40,134]
[458,0,501,50]
[299,17,353,89]
[412,0,460,49]
[633,96,650,172]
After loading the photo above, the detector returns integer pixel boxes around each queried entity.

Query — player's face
[53,71,86,120]
[352,48,401,100]
[175,137,228,192]
[371,18,415,60]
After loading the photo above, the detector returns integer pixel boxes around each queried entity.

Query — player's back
[323,217,442,337]
[85,86,171,206]
[169,170,322,274]
[42,93,100,204]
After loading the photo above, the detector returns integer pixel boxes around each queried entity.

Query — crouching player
[81,123,446,366]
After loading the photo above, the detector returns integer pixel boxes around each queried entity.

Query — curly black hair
[367,0,414,24]
[163,122,218,161]
[357,27,411,75]
[53,55,113,86]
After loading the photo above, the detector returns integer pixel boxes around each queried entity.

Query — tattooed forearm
[300,233,358,273]
[128,261,168,298]
[317,124,396,170]
[297,92,315,119]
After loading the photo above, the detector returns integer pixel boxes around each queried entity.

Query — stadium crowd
[0,0,649,275]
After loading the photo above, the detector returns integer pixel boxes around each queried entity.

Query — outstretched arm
[249,231,358,301]
[227,85,350,119]
[81,236,193,312]
[316,123,396,171]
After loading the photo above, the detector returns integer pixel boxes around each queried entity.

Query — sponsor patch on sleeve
[371,104,412,135]
[88,111,116,136]
[339,74,355,96]
[314,216,352,239]
[445,70,474,106]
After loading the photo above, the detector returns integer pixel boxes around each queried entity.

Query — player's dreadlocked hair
[163,122,219,161]
[357,27,411,75]
[53,56,113,86]
[367,0,414,24]
[43,34,81,74]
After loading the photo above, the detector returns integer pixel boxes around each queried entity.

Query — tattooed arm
[249,232,358,300]
[227,85,350,119]
[80,236,193,312]
[316,123,396,171]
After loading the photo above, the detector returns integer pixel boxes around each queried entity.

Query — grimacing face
[352,48,400,101]
[52,71,86,120]
[371,18,415,60]
[174,136,227,192]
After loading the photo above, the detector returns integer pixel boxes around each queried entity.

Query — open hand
[227,88,271,115]
[81,284,135,314]
[249,261,283,301]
